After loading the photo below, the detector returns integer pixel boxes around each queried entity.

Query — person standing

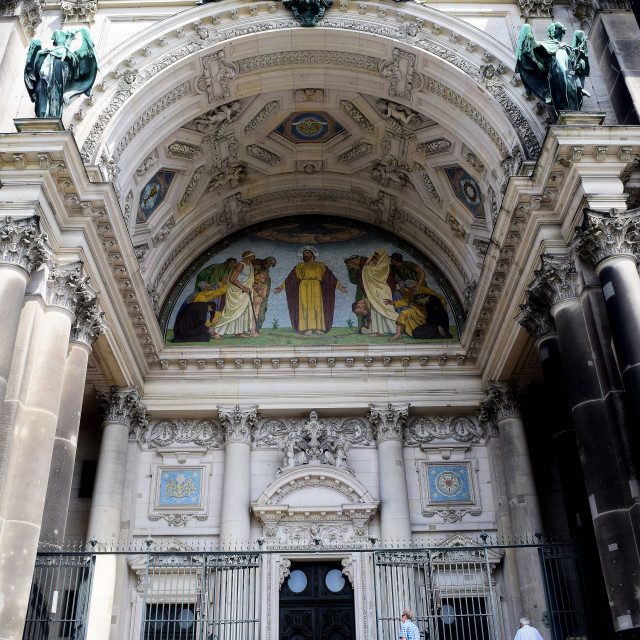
[514,618,544,640]
[399,610,420,640]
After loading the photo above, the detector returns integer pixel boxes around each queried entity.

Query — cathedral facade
[0,0,639,638]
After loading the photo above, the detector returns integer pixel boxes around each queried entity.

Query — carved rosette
[574,207,640,267]
[96,385,149,433]
[0,216,50,274]
[368,403,410,443]
[70,301,106,347]
[218,405,259,443]
[479,381,521,424]
[529,254,582,309]
[45,262,95,316]
[516,291,556,340]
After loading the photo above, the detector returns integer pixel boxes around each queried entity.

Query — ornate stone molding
[96,385,149,430]
[479,381,521,423]
[517,290,556,340]
[197,50,238,103]
[218,405,259,443]
[244,100,279,134]
[20,0,44,37]
[61,0,97,23]
[143,419,223,449]
[340,100,374,133]
[518,0,553,19]
[0,0,19,16]
[148,513,208,526]
[573,207,640,267]
[0,216,50,274]
[423,508,482,523]
[380,48,423,101]
[404,416,485,445]
[368,403,410,442]
[70,300,106,347]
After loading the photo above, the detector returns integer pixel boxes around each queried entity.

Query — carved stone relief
[197,50,238,103]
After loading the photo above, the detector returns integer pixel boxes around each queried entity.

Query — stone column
[368,403,411,547]
[0,262,93,640]
[528,254,640,635]
[575,207,640,459]
[0,216,49,480]
[480,382,547,631]
[218,405,258,549]
[40,303,105,547]
[87,386,147,543]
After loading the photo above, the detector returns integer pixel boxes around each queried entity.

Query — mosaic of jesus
[161,219,464,346]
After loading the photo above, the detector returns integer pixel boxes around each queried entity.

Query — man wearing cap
[211,250,260,339]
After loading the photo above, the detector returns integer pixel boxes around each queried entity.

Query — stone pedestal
[41,305,104,547]
[369,403,411,547]
[218,405,258,549]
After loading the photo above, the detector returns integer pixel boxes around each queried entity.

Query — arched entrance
[280,561,355,640]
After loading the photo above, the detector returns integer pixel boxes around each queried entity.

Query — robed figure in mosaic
[24,28,98,118]
[274,247,347,335]
[515,21,589,114]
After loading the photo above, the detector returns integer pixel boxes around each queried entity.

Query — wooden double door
[279,561,355,640]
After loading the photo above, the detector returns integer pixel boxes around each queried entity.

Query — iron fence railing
[24,539,596,640]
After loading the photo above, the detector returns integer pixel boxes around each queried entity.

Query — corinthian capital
[96,386,148,432]
[70,301,106,347]
[516,291,556,340]
[0,215,50,274]
[218,405,259,443]
[479,381,521,423]
[46,262,95,315]
[528,254,582,309]
[368,403,410,443]
[574,207,640,267]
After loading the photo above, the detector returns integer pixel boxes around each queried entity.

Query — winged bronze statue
[24,28,98,119]
[515,21,590,115]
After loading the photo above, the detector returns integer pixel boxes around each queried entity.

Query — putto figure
[515,21,590,115]
[24,28,98,118]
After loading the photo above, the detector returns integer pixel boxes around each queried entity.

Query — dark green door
[279,561,355,640]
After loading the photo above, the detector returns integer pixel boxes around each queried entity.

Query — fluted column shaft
[218,406,258,549]
[481,383,546,632]
[369,403,411,547]
[41,305,104,547]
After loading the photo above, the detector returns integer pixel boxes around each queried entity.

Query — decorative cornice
[516,291,556,340]
[573,207,640,267]
[96,385,149,430]
[143,419,223,449]
[368,403,410,442]
[479,380,521,424]
[45,262,95,315]
[70,300,106,347]
[0,216,50,274]
[218,405,259,443]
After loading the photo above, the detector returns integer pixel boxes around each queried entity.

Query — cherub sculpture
[24,28,98,118]
[515,21,590,115]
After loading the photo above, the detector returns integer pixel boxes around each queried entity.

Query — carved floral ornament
[478,380,521,424]
[96,385,149,431]
[135,412,485,449]
[0,215,50,274]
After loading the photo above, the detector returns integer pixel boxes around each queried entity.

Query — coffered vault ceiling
[65,3,549,313]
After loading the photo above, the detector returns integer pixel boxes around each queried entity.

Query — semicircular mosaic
[160,216,465,347]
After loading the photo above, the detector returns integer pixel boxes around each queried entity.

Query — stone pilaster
[0,261,92,640]
[480,382,547,631]
[527,253,640,635]
[41,303,105,547]
[0,216,49,415]
[368,403,411,547]
[218,405,258,548]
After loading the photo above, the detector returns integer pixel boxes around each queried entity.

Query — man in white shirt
[514,617,544,640]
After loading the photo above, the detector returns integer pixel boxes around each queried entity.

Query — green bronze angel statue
[24,28,98,118]
[515,21,590,115]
